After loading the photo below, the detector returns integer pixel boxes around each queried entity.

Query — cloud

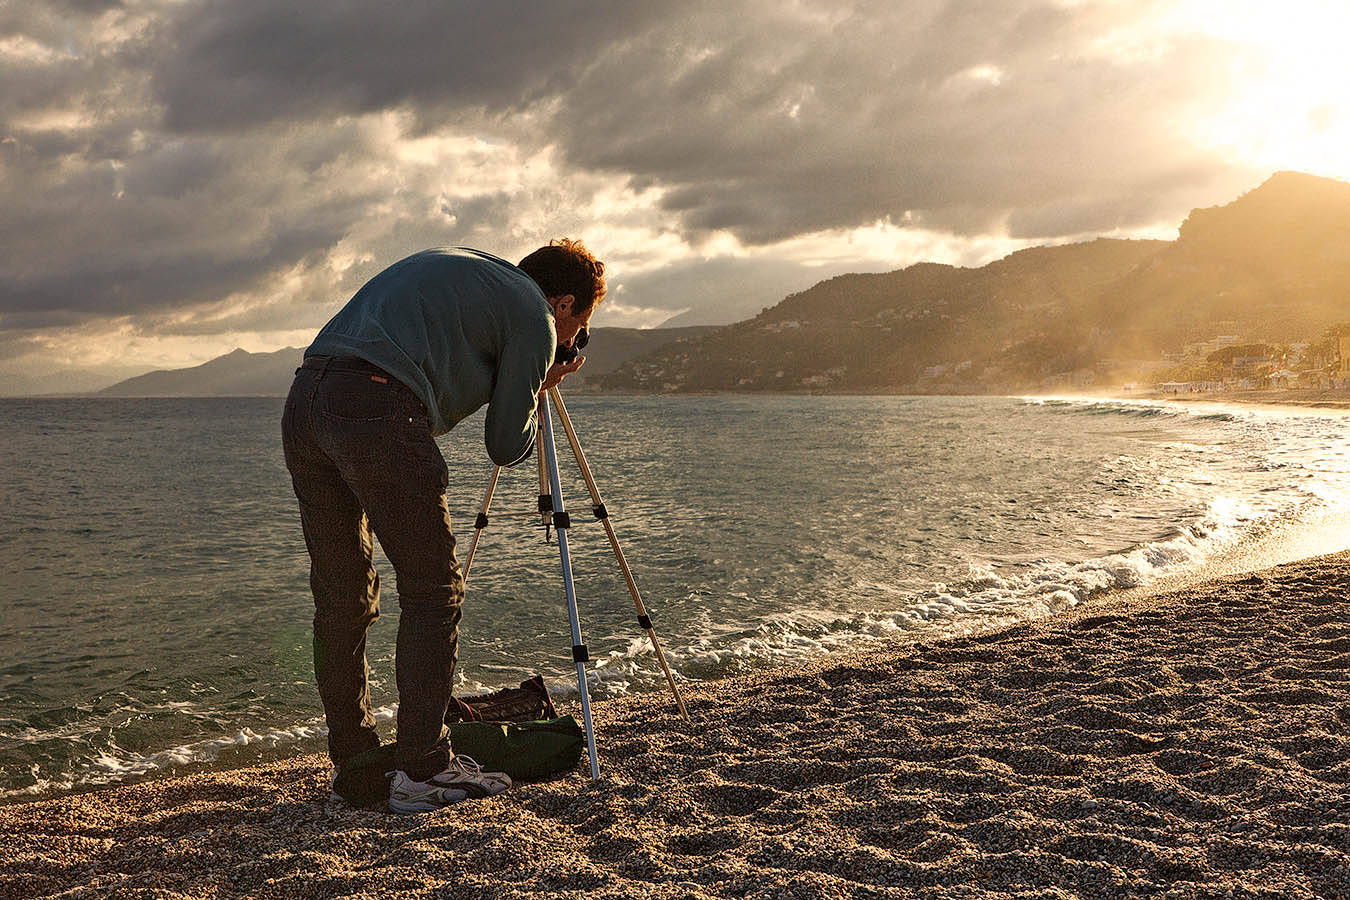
[0,0,1273,367]
[551,0,1260,242]
[141,0,1258,241]
[147,1,1258,236]
[148,0,673,133]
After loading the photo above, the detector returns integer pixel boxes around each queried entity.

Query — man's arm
[483,331,552,467]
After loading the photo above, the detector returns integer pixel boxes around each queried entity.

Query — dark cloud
[547,0,1251,242]
[142,0,1255,242]
[0,0,1267,359]
[0,121,376,326]
[150,0,675,132]
[46,0,124,14]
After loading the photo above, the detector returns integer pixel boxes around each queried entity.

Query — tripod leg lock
[474,512,490,530]
[637,614,653,630]
[538,494,553,513]
[572,644,589,662]
[592,503,608,520]
[552,511,571,529]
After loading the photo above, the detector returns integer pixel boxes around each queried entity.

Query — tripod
[459,387,689,780]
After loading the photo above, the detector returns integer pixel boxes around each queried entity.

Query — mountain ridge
[596,171,1350,393]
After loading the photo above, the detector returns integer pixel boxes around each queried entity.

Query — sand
[4,554,1349,900]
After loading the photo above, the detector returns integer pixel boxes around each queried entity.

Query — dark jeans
[281,356,461,781]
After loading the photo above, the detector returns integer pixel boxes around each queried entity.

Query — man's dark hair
[518,239,607,315]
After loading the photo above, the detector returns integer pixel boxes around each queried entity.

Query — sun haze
[1169,0,1350,181]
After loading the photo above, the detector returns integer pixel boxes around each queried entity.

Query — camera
[553,326,590,365]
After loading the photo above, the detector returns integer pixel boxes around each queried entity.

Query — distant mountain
[0,365,149,397]
[595,171,1350,393]
[566,326,715,389]
[97,326,716,397]
[100,347,305,397]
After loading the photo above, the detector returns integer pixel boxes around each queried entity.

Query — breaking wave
[600,492,1309,690]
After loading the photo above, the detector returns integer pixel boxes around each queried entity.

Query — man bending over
[282,240,604,813]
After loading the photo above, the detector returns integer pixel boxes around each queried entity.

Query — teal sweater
[305,247,555,466]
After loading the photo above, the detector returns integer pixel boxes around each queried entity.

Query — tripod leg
[540,393,601,780]
[549,388,691,720]
[461,465,501,585]
[536,422,553,531]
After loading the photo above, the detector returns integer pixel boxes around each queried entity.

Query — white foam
[663,492,1304,684]
[0,703,399,801]
[508,478,1340,704]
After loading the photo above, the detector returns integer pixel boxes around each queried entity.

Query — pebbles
[5,553,1350,900]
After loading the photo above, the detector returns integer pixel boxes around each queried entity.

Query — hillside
[596,172,1350,393]
[100,347,304,397]
[558,326,714,389]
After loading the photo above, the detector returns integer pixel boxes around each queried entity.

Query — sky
[2,0,1348,381]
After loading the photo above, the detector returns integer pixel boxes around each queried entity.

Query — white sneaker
[388,755,512,814]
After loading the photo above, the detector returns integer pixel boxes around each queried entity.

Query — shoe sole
[389,786,474,814]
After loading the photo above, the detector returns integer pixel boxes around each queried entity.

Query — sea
[3,393,1350,802]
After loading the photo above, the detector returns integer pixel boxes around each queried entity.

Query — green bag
[331,717,585,809]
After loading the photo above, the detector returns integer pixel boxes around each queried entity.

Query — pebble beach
[5,552,1350,900]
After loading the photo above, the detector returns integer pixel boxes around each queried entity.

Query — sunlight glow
[962,64,1005,87]
[1169,0,1350,181]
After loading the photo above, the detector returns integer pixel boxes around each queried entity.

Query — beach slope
[5,554,1350,900]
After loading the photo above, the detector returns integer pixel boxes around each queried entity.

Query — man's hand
[541,356,585,394]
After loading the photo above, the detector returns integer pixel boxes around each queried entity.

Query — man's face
[551,295,594,348]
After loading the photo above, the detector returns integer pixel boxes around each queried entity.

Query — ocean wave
[631,492,1309,689]
[1018,395,1258,424]
[1,488,1323,802]
[0,705,392,803]
[11,393,1350,802]
[1019,396,1183,418]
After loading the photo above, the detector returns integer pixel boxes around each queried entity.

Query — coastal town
[1139,330,1350,396]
